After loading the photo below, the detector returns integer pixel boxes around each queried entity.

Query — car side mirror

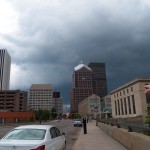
[62,132,65,135]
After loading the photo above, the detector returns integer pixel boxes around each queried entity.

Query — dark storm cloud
[2,0,150,104]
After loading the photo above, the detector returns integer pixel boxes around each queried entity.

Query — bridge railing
[98,119,150,133]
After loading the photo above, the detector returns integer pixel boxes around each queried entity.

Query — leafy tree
[144,110,150,136]
[50,107,58,120]
[144,110,150,126]
[35,109,50,124]
[43,110,50,121]
[37,109,43,124]
[69,113,81,119]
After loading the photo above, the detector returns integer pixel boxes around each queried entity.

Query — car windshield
[75,119,82,121]
[3,129,46,140]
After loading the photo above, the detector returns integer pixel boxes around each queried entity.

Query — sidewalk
[72,120,127,150]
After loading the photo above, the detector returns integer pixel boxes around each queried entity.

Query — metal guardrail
[99,119,150,133]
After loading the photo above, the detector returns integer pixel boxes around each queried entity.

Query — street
[0,119,81,150]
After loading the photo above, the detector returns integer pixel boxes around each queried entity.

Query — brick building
[0,90,28,112]
[71,61,93,113]
[0,111,35,123]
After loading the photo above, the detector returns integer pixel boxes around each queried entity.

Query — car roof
[15,125,55,130]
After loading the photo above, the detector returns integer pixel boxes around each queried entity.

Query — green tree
[50,107,58,120]
[37,109,43,124]
[144,110,150,125]
[144,110,150,136]
[43,110,50,122]
[35,109,51,123]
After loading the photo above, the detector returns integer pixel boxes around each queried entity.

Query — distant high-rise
[0,49,11,90]
[88,62,107,98]
[71,61,93,113]
[29,84,53,110]
[53,92,63,114]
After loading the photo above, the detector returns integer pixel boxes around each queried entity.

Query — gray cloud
[1,0,150,104]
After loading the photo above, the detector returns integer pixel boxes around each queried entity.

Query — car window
[50,127,57,139]
[3,129,46,140]
[54,127,61,137]
[75,119,82,122]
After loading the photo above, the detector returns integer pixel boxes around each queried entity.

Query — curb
[71,129,83,150]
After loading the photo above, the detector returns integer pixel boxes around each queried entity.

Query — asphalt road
[0,119,82,150]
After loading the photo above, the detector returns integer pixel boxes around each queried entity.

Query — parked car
[0,125,66,150]
[74,119,82,127]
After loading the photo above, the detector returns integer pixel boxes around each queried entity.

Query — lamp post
[83,117,87,134]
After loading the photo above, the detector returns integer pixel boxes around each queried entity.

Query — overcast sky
[0,0,150,104]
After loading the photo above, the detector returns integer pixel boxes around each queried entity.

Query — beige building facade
[78,94,101,119]
[101,94,112,119]
[29,84,53,110]
[110,78,150,119]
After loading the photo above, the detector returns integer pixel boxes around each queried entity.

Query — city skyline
[0,0,150,104]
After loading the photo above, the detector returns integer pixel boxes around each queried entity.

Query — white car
[74,119,83,127]
[0,125,66,150]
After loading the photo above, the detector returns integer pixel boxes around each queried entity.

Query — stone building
[78,94,101,119]
[110,78,150,122]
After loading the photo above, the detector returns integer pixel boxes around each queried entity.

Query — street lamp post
[83,117,87,134]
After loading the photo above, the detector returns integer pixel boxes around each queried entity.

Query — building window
[120,99,124,115]
[127,88,129,93]
[115,101,117,115]
[128,96,131,114]
[131,95,136,114]
[131,87,133,92]
[124,98,127,115]
[123,90,125,95]
[117,100,120,115]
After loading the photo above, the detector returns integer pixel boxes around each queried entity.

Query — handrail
[98,119,150,133]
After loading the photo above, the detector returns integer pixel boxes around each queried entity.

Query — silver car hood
[0,140,43,150]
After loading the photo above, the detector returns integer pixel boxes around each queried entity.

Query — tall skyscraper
[71,61,93,113]
[88,62,107,98]
[0,49,11,90]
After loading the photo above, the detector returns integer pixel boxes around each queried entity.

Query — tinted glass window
[4,129,46,140]
[50,127,57,139]
[54,127,61,136]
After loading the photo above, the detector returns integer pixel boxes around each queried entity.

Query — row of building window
[30,99,52,101]
[30,94,52,96]
[30,90,51,91]
[31,105,51,107]
[114,87,133,98]
[30,97,52,100]
[114,95,136,116]
[75,72,92,76]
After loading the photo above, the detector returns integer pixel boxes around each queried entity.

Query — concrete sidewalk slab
[72,120,127,150]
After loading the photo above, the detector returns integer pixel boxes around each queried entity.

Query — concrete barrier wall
[98,122,150,150]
